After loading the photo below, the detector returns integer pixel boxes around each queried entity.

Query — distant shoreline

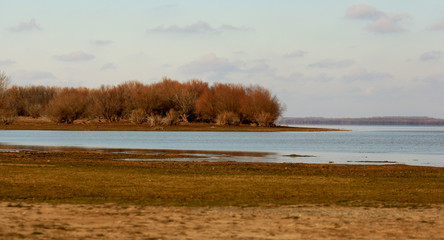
[278,116,444,126]
[0,117,340,132]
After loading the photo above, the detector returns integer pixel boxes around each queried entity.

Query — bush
[216,111,240,125]
[147,114,162,127]
[45,88,89,124]
[130,108,147,124]
[161,109,180,126]
[0,109,17,125]
[255,111,275,127]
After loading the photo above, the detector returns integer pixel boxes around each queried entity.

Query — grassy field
[0,117,340,131]
[1,149,443,208]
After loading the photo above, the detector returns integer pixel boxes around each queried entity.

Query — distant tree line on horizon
[0,71,284,126]
[277,117,444,126]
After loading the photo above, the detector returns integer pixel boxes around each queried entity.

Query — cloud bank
[149,21,249,34]
[346,5,409,34]
[429,19,444,31]
[9,19,41,32]
[419,51,443,62]
[284,50,307,58]
[54,51,95,62]
[0,59,15,67]
[91,40,114,46]
[308,59,355,68]
[100,63,117,70]
[342,68,393,82]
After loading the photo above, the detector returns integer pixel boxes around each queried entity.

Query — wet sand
[1,202,443,240]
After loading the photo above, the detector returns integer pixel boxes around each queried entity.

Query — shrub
[255,111,275,127]
[161,109,180,125]
[130,108,147,124]
[45,88,89,124]
[147,114,162,127]
[216,111,240,125]
[0,109,17,125]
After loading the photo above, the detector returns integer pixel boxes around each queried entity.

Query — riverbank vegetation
[0,148,443,207]
[0,71,284,127]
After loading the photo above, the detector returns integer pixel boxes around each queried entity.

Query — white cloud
[345,5,384,20]
[429,19,444,31]
[219,24,250,31]
[419,51,443,62]
[54,51,95,62]
[151,21,213,33]
[308,59,355,68]
[284,50,307,58]
[9,19,41,32]
[346,5,409,34]
[91,40,113,46]
[342,68,393,82]
[180,54,240,74]
[422,73,444,84]
[366,14,410,34]
[100,63,117,70]
[0,59,15,66]
[149,21,249,34]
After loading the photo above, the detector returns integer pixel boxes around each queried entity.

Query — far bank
[0,117,340,132]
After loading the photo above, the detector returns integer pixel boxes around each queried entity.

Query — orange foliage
[0,77,284,126]
[46,88,90,123]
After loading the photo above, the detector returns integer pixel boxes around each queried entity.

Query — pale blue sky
[1,0,444,118]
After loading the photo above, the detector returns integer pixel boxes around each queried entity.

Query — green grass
[1,150,443,207]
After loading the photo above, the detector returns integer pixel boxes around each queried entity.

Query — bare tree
[0,71,10,93]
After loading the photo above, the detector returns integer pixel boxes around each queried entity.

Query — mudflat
[1,146,443,239]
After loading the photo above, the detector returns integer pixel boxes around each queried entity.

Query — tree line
[0,71,284,126]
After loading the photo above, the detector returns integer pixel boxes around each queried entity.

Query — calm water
[0,125,443,167]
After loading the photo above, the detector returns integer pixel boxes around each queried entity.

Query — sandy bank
[1,202,442,240]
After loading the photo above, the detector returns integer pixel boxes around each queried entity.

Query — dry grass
[1,149,443,208]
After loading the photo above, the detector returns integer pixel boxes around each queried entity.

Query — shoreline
[0,117,341,132]
[0,143,442,168]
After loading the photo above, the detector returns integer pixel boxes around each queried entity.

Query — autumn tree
[5,86,59,118]
[92,85,130,122]
[45,87,90,123]
[196,83,247,125]
[241,86,283,126]
[0,71,16,124]
[195,87,216,122]
[0,76,285,127]
[171,79,208,122]
[0,71,9,93]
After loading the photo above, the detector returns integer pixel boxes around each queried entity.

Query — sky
[1,0,444,118]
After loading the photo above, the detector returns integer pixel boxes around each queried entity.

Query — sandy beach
[1,202,443,240]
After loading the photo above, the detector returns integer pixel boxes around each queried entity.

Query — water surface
[0,125,443,167]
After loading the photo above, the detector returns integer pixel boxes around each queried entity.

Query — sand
[0,202,443,240]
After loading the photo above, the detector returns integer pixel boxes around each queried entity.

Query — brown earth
[0,116,340,132]
[1,202,443,240]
